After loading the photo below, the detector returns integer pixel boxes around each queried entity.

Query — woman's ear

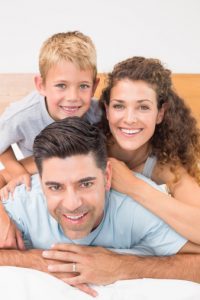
[156,103,168,124]
[34,75,46,96]
[104,103,109,120]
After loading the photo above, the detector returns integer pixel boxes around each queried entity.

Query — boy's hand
[0,172,31,200]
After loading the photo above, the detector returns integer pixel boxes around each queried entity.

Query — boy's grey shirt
[0,91,101,156]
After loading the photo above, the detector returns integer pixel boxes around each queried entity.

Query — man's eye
[80,181,93,188]
[49,185,61,191]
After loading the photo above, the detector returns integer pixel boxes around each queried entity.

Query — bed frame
[0,73,200,125]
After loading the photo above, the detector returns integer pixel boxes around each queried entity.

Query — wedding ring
[72,262,76,272]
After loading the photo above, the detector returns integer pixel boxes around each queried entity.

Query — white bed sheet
[0,266,200,300]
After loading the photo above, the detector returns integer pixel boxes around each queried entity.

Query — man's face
[41,153,111,240]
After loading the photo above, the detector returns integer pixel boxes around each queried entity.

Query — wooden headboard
[0,73,200,125]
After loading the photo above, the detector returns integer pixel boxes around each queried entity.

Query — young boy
[0,31,100,191]
[0,31,100,249]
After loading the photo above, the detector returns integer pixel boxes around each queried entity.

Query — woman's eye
[113,104,124,110]
[140,105,150,110]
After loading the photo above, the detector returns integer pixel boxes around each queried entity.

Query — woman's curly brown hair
[99,56,200,184]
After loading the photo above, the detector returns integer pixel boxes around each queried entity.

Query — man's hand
[30,248,97,297]
[42,244,123,286]
[0,172,31,200]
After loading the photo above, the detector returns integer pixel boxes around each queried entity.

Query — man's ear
[92,77,100,96]
[156,103,168,124]
[104,161,112,191]
[34,75,46,96]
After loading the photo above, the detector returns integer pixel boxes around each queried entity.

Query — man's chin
[62,225,93,240]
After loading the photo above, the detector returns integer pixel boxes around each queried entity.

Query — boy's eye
[80,181,94,188]
[55,83,66,89]
[80,83,90,89]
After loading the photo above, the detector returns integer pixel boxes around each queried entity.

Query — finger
[48,262,81,273]
[76,283,98,297]
[1,187,9,200]
[51,243,86,254]
[16,229,26,250]
[43,250,80,263]
[63,275,85,286]
[24,175,31,191]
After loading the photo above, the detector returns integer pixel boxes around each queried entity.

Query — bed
[0,266,200,300]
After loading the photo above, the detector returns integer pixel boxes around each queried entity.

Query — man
[0,117,200,297]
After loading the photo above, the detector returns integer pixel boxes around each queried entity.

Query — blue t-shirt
[3,174,187,255]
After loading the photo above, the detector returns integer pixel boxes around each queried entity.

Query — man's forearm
[118,253,200,283]
[0,249,47,272]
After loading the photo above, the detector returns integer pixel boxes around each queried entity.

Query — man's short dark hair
[33,117,107,174]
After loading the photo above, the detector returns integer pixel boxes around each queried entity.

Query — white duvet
[0,266,200,300]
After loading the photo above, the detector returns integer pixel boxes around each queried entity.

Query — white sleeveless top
[141,156,157,179]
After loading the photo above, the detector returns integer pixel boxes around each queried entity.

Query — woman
[99,56,200,244]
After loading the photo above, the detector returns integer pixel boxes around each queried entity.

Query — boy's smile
[36,60,98,120]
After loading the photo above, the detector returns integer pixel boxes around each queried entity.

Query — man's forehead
[41,154,102,183]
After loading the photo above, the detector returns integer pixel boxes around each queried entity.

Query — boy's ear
[34,75,46,95]
[92,77,100,96]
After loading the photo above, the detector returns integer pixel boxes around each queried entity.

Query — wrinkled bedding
[0,266,200,300]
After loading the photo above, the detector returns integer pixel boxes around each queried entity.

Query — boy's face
[41,153,111,240]
[35,61,98,120]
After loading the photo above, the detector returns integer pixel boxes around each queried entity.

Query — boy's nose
[65,87,78,101]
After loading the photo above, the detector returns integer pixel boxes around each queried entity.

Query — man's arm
[0,249,97,297]
[43,244,200,286]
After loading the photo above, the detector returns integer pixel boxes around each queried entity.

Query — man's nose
[62,189,83,212]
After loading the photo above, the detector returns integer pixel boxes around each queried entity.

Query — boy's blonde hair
[39,31,97,82]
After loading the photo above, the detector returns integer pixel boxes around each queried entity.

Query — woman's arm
[110,158,200,244]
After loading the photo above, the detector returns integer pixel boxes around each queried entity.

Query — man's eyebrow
[78,177,96,183]
[45,181,61,186]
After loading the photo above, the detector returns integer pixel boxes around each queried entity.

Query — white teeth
[61,107,79,112]
[120,128,141,134]
[66,214,84,220]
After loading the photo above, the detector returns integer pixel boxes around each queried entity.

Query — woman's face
[106,79,165,152]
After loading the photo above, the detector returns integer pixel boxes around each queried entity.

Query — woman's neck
[109,141,151,171]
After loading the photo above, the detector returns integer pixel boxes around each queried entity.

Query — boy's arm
[0,147,33,195]
[0,147,29,178]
